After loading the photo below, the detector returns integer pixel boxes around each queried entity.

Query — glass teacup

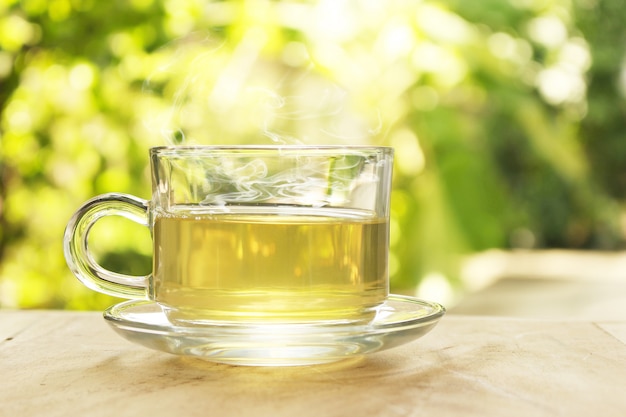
[64,146,394,326]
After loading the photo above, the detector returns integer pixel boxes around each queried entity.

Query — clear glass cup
[64,145,394,325]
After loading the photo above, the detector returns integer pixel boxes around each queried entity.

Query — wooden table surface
[2,309,625,417]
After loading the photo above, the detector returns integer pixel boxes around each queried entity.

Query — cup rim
[150,144,393,154]
[150,145,394,157]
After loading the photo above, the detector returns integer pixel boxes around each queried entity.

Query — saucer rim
[103,294,446,335]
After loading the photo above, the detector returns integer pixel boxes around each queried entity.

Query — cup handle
[64,193,150,299]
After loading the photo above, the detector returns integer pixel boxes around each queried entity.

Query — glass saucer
[103,294,445,367]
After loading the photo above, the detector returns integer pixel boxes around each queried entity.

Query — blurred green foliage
[1,0,625,309]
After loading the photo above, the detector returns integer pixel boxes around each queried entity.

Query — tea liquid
[153,206,389,323]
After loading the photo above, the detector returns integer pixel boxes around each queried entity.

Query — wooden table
[2,310,625,417]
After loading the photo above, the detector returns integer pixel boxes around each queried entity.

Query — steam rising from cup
[198,155,371,208]
[141,31,383,146]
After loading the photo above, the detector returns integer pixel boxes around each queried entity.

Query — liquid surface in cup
[153,206,389,324]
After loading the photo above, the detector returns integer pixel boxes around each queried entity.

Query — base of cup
[160,304,380,327]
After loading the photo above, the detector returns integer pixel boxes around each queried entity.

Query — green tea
[153,206,389,324]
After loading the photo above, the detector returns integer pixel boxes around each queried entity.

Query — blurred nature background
[1,0,626,310]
